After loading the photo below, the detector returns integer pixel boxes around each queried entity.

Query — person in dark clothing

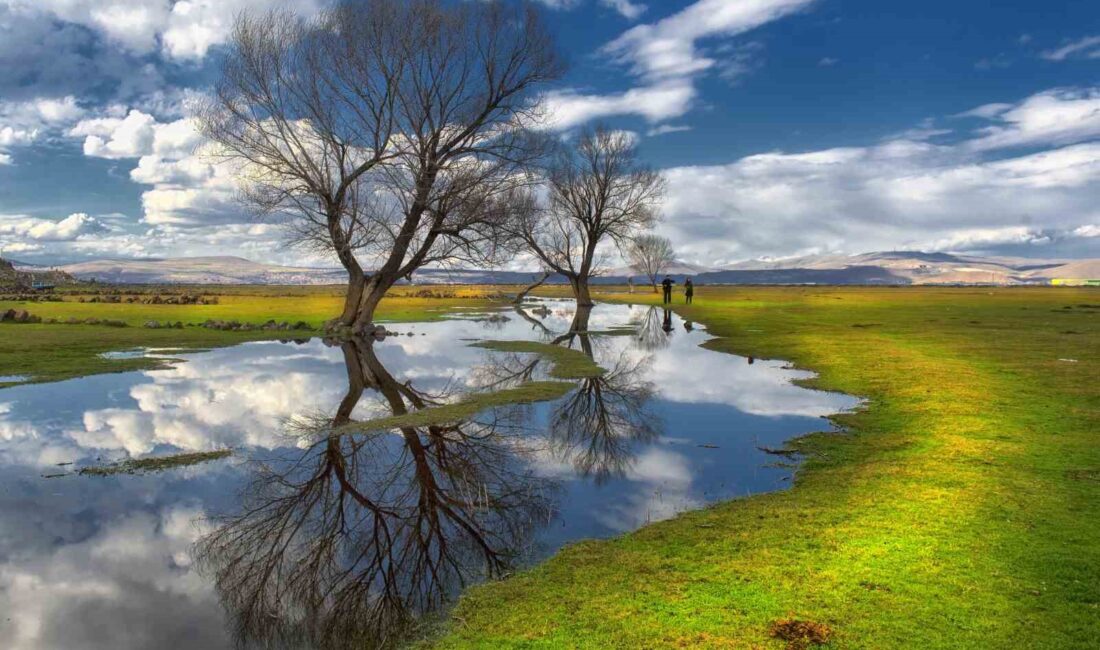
[661,308,673,334]
[661,276,674,304]
[684,278,694,304]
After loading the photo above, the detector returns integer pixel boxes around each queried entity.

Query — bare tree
[626,234,675,292]
[518,126,666,306]
[196,0,562,334]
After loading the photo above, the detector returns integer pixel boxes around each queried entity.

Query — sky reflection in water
[0,300,856,649]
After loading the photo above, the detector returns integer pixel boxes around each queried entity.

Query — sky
[0,0,1097,268]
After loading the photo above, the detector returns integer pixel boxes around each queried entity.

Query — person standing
[661,275,674,304]
[684,278,694,304]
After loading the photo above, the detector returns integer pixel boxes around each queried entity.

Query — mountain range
[10,251,1098,286]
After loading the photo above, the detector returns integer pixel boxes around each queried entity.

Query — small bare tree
[197,0,562,333]
[626,234,674,292]
[518,126,665,306]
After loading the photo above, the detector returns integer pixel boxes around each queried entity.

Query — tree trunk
[338,272,368,326]
[571,276,594,306]
[651,283,658,293]
[351,273,395,334]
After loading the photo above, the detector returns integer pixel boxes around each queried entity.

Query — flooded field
[0,300,856,648]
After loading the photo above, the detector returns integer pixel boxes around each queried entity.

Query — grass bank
[0,286,499,386]
[434,286,1099,649]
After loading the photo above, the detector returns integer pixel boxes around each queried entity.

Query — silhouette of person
[684,278,694,304]
[662,308,673,334]
[661,276,674,304]
[683,320,694,332]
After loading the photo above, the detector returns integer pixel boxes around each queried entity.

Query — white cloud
[0,95,85,161]
[541,0,814,130]
[543,80,695,129]
[646,124,692,136]
[0,0,321,61]
[69,109,240,227]
[658,135,1100,265]
[602,0,815,81]
[600,0,646,20]
[1040,35,1100,61]
[0,213,107,242]
[966,87,1100,151]
[69,109,202,159]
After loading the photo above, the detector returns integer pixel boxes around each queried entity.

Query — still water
[0,300,856,649]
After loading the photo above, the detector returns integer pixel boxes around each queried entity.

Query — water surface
[0,300,856,649]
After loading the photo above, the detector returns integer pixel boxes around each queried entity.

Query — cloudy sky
[0,0,1097,267]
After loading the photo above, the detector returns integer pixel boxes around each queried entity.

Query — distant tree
[196,0,562,334]
[517,126,665,306]
[626,234,674,292]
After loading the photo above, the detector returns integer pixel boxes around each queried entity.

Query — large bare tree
[196,0,562,333]
[518,127,665,306]
[625,233,675,292]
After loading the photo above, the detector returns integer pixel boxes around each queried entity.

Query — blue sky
[0,0,1097,267]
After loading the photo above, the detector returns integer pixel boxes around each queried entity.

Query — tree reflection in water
[195,338,554,650]
[196,304,665,648]
[478,304,662,484]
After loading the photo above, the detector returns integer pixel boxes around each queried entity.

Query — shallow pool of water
[0,300,856,649]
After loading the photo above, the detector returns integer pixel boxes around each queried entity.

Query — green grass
[431,286,1099,649]
[471,340,607,379]
[75,449,234,476]
[339,382,574,434]
[4,284,1097,648]
[0,288,499,386]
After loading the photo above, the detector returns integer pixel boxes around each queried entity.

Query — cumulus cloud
[69,109,242,227]
[0,95,85,161]
[1,0,321,61]
[658,121,1100,265]
[0,213,107,242]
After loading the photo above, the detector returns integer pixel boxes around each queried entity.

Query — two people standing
[661,276,694,304]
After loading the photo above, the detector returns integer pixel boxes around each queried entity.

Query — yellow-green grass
[3,284,1098,647]
[431,286,1099,649]
[0,287,500,386]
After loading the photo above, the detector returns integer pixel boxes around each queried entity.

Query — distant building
[1051,279,1100,287]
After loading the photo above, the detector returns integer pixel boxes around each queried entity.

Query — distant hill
[32,252,1100,286]
[706,251,1099,285]
[1,257,76,290]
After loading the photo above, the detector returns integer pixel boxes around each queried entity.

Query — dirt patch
[768,618,833,649]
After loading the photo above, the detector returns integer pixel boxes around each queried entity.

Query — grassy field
[432,286,1099,649]
[2,285,1097,648]
[0,286,500,385]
